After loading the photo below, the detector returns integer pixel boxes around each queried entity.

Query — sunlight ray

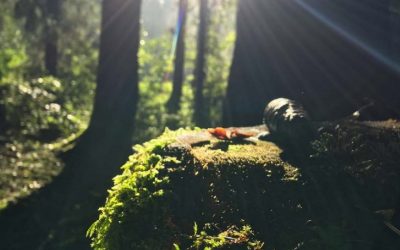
[295,0,400,74]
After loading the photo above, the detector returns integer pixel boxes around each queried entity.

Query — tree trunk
[223,0,400,126]
[44,0,60,76]
[0,1,142,249]
[167,0,187,113]
[390,0,400,62]
[77,0,141,165]
[44,34,58,76]
[193,0,209,127]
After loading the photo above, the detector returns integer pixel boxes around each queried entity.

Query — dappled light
[0,0,399,249]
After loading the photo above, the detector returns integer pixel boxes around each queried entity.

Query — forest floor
[0,134,77,210]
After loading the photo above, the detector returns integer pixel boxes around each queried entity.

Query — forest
[0,0,400,249]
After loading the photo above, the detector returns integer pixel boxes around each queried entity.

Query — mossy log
[88,122,400,250]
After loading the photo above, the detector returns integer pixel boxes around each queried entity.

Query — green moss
[187,223,264,250]
[88,128,293,249]
[191,140,299,181]
[87,128,182,249]
[88,125,400,250]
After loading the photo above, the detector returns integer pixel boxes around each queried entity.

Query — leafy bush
[0,76,82,141]
[0,2,28,80]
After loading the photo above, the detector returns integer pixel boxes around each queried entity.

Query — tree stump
[88,121,400,250]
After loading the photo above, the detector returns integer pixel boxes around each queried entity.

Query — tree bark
[78,0,141,161]
[193,0,209,127]
[44,34,58,76]
[390,1,400,62]
[0,1,142,249]
[44,0,60,76]
[223,0,400,126]
[167,0,187,113]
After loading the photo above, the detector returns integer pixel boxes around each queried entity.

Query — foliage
[0,77,82,140]
[0,0,28,80]
[203,0,236,126]
[0,139,63,210]
[133,0,237,142]
[188,223,264,250]
[0,0,97,211]
[57,0,100,115]
[0,0,98,126]
[2,0,99,115]
[12,0,59,75]
[14,0,60,32]
[0,75,83,209]
[183,0,237,127]
[0,0,237,217]
[135,35,194,142]
[0,0,97,208]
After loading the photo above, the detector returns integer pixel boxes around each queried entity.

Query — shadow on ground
[0,134,133,250]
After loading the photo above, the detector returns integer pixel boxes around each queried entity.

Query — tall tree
[0,1,142,249]
[390,0,400,62]
[193,0,209,126]
[223,0,400,126]
[14,0,61,76]
[80,0,141,159]
[43,0,60,76]
[39,0,142,246]
[167,0,188,113]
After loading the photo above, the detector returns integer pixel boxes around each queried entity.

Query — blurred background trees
[14,0,62,76]
[193,0,209,127]
[0,0,237,147]
[0,2,237,247]
[166,0,188,114]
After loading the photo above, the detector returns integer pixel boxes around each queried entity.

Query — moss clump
[185,223,264,250]
[87,129,182,249]
[88,125,400,250]
[87,128,291,249]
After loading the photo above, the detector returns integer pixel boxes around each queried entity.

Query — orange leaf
[231,129,256,138]
[208,127,229,139]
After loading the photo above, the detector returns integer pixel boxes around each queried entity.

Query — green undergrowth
[0,139,61,210]
[180,222,264,250]
[0,76,86,210]
[0,132,82,210]
[88,125,400,250]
